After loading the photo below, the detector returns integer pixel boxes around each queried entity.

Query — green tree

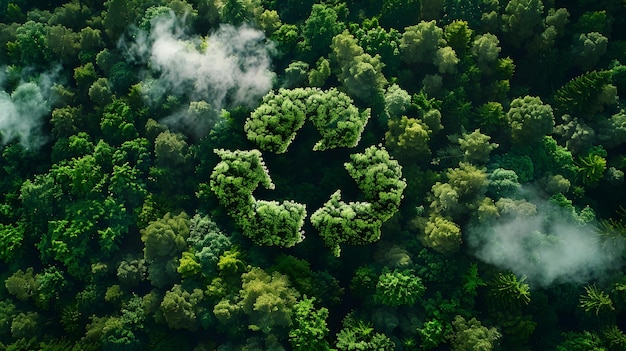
[245,88,314,153]
[10,311,40,339]
[117,257,147,289]
[79,26,104,62]
[383,84,411,120]
[487,168,521,198]
[46,25,79,65]
[100,100,139,145]
[556,331,606,351]
[457,129,498,164]
[506,95,555,144]
[571,32,608,71]
[448,315,501,351]
[311,191,381,257]
[434,46,460,74]
[576,150,607,187]
[400,20,445,65]
[103,0,134,42]
[160,284,205,331]
[501,0,544,47]
[488,273,531,311]
[5,268,39,302]
[214,267,300,334]
[579,284,615,316]
[300,3,346,57]
[242,199,306,248]
[306,89,371,151]
[421,214,462,255]
[553,70,613,118]
[0,222,24,262]
[344,145,407,220]
[10,20,49,65]
[373,269,426,307]
[308,57,331,87]
[385,116,432,161]
[141,212,190,262]
[336,315,395,351]
[210,148,271,207]
[471,33,501,73]
[289,297,330,351]
[330,30,387,101]
[187,214,231,275]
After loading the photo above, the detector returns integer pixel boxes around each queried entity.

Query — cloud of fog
[0,68,58,150]
[466,200,623,287]
[125,14,274,137]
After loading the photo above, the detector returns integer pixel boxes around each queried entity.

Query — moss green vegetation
[1,0,626,349]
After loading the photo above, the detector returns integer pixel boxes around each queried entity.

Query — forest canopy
[1,0,626,350]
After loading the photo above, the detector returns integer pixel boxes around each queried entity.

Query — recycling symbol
[210,88,406,256]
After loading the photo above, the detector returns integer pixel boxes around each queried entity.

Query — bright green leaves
[210,149,306,248]
[245,87,371,153]
[307,89,370,151]
[449,315,501,351]
[579,284,615,316]
[245,88,312,153]
[310,192,380,256]
[244,200,306,247]
[210,148,274,217]
[211,146,405,253]
[312,145,406,256]
[289,297,331,351]
[223,88,401,253]
[344,145,407,221]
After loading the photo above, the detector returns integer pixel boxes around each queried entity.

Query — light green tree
[489,273,531,311]
[330,30,387,101]
[140,212,190,262]
[160,284,204,331]
[243,199,306,248]
[210,148,274,218]
[245,88,370,153]
[311,191,382,257]
[458,129,498,164]
[344,145,407,220]
[448,315,501,351]
[434,46,459,74]
[507,95,555,144]
[471,33,501,73]
[383,84,411,119]
[214,267,300,334]
[385,116,432,161]
[289,297,331,351]
[421,214,462,255]
[400,20,445,64]
[245,88,314,153]
[307,89,371,151]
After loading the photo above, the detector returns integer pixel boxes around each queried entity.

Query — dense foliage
[1,0,626,350]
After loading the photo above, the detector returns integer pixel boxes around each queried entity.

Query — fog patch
[467,199,623,287]
[0,67,60,150]
[125,13,275,138]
